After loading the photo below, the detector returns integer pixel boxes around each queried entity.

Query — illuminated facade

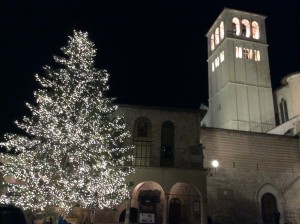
[205,8,276,133]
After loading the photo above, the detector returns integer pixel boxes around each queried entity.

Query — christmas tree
[0,31,134,213]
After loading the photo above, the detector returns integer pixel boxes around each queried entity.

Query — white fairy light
[0,30,134,214]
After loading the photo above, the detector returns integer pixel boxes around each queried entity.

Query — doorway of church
[169,198,181,224]
[262,193,278,224]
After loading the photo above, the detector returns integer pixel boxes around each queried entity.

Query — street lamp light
[211,160,219,168]
[207,159,219,176]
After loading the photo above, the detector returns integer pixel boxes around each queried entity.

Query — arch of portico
[121,167,208,224]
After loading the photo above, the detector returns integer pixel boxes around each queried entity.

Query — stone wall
[118,104,201,168]
[202,127,300,224]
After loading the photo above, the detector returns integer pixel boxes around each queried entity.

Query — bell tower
[205,8,275,132]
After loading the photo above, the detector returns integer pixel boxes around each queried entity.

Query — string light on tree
[0,30,134,213]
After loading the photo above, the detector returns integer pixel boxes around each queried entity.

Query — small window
[241,19,251,38]
[243,48,252,59]
[212,62,215,72]
[232,17,240,36]
[243,48,249,59]
[252,21,260,39]
[236,47,242,58]
[211,34,215,51]
[220,21,225,39]
[137,120,148,137]
[220,51,225,62]
[254,50,261,61]
[215,57,220,67]
[279,98,289,123]
[215,28,220,45]
[249,49,253,59]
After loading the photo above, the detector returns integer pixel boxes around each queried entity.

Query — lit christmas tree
[0,31,134,213]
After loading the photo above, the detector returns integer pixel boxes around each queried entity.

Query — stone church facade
[92,8,300,224]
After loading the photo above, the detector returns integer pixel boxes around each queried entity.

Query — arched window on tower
[232,17,240,36]
[133,117,152,166]
[210,34,215,51]
[215,28,220,45]
[220,21,224,40]
[160,121,175,167]
[252,21,260,39]
[279,98,289,123]
[241,19,251,37]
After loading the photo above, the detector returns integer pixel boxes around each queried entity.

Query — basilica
[92,8,300,224]
[90,8,300,224]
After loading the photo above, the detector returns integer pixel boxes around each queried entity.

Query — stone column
[124,197,132,224]
[200,197,208,224]
[163,194,169,224]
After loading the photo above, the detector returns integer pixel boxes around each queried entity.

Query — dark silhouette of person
[274,210,280,224]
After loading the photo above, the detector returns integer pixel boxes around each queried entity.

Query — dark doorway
[169,198,181,224]
[119,207,138,223]
[262,193,277,224]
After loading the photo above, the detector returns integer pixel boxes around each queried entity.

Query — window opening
[215,28,220,45]
[215,57,220,67]
[133,117,152,166]
[279,98,289,123]
[220,51,225,62]
[232,17,240,36]
[254,50,261,61]
[252,21,260,39]
[236,47,242,58]
[211,34,215,51]
[243,48,252,59]
[220,21,224,39]
[241,19,251,37]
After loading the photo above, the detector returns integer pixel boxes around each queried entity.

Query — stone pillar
[124,197,132,224]
[163,195,169,224]
[200,197,208,224]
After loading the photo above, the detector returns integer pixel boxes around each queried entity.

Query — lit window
[215,57,220,67]
[252,21,260,39]
[241,19,251,38]
[279,98,289,123]
[235,47,242,58]
[254,50,261,61]
[212,62,215,72]
[232,17,240,35]
[220,51,224,62]
[220,21,224,39]
[249,49,253,59]
[215,28,220,45]
[211,34,215,51]
[243,48,253,59]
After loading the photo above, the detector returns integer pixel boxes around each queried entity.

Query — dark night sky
[0,0,300,135]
